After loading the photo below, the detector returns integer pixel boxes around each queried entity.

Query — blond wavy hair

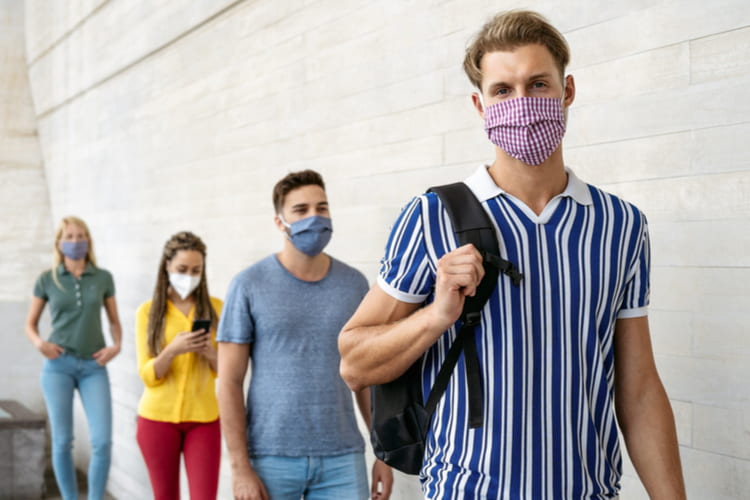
[52,216,97,288]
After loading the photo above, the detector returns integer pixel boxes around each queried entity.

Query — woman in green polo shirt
[24,216,123,500]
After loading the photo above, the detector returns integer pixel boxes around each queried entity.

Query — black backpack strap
[432,182,523,289]
[423,182,524,431]
[423,318,483,427]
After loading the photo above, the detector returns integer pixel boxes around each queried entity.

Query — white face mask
[168,272,201,300]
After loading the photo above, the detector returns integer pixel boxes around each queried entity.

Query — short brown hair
[463,10,570,90]
[272,169,325,213]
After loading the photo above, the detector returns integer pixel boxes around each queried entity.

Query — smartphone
[191,319,212,336]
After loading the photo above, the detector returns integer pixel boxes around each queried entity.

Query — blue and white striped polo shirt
[377,165,649,499]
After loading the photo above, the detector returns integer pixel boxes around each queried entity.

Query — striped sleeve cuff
[616,306,648,319]
[376,275,428,304]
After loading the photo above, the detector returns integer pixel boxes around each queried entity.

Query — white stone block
[681,446,750,499]
[566,0,750,69]
[693,404,750,461]
[691,25,750,85]
[648,310,693,357]
[600,171,750,223]
[692,310,750,359]
[28,0,239,114]
[24,0,108,61]
[571,42,690,107]
[657,354,750,406]
[444,126,492,165]
[568,121,750,186]
[443,64,477,99]
[568,75,750,147]
[671,399,693,447]
[649,219,750,267]
[651,267,750,313]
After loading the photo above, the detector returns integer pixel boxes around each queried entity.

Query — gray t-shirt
[217,254,369,457]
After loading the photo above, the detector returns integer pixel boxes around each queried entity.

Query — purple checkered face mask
[483,96,566,166]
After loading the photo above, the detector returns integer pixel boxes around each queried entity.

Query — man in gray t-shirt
[217,170,393,500]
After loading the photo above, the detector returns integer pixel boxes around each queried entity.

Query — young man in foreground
[339,10,685,500]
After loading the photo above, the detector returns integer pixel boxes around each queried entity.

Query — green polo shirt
[33,263,115,358]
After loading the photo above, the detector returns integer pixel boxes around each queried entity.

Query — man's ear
[563,74,576,108]
[471,91,485,119]
[274,214,286,233]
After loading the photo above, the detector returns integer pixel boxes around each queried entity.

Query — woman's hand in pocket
[36,340,64,360]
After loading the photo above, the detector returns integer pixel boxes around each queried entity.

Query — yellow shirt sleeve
[135,301,165,388]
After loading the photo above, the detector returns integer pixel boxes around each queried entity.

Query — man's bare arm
[339,244,484,391]
[354,388,393,500]
[217,342,268,500]
[614,316,686,499]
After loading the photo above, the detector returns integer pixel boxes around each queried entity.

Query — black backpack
[370,182,523,475]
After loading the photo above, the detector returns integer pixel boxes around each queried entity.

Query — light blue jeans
[41,353,112,500]
[250,452,368,500]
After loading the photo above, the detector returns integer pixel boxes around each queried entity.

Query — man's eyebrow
[487,80,509,90]
[290,203,309,210]
[487,73,554,89]
[528,72,553,80]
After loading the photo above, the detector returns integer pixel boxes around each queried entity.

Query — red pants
[136,416,221,500]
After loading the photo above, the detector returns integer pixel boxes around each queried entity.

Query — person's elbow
[139,365,166,388]
[338,330,367,391]
[339,357,368,392]
[216,372,244,405]
[616,369,669,434]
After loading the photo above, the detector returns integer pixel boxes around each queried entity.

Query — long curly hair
[147,231,218,357]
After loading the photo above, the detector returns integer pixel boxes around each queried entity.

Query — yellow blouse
[135,297,223,423]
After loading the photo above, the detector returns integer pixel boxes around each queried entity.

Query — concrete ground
[44,467,116,500]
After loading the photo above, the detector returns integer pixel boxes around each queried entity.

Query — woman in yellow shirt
[135,231,222,500]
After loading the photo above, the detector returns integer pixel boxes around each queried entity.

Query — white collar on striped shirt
[464,164,594,206]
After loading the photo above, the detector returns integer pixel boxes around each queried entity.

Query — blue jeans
[250,452,368,500]
[41,353,112,500]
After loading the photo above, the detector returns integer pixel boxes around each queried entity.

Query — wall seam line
[35,0,247,121]
[26,0,113,67]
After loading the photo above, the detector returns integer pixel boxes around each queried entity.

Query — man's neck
[487,148,568,216]
[277,244,331,282]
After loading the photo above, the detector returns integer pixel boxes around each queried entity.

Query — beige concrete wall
[16,0,750,498]
[0,0,51,412]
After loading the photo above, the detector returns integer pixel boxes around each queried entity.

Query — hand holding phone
[191,319,212,336]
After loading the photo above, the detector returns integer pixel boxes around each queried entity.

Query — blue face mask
[60,240,89,261]
[280,215,333,256]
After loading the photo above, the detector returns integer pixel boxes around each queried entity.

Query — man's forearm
[219,380,253,472]
[339,305,444,391]
[354,387,371,429]
[619,381,686,499]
